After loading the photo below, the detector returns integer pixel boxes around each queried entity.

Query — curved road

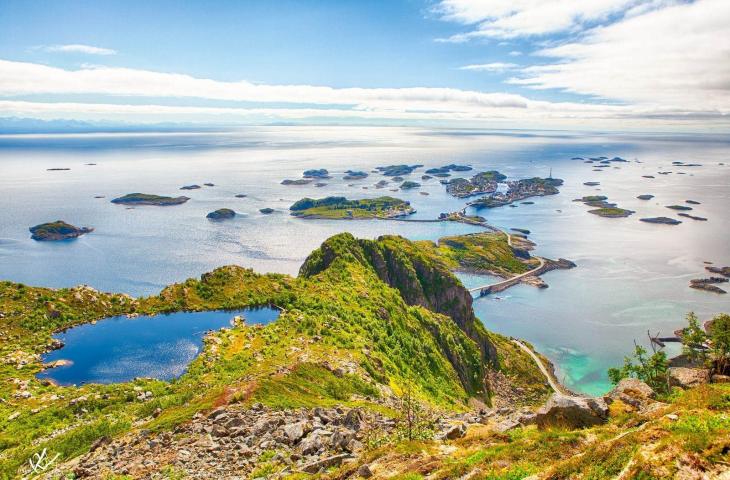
[511,339,570,395]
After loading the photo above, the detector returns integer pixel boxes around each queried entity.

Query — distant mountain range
[0,117,225,134]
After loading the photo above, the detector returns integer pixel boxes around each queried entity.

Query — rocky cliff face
[300,233,498,394]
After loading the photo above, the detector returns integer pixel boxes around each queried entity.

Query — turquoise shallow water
[2,126,729,394]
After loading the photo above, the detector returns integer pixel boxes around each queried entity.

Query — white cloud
[459,62,518,72]
[509,0,730,112]
[0,58,727,130]
[433,0,651,40]
[40,44,117,55]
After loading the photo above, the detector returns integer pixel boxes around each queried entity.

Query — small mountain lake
[37,307,280,385]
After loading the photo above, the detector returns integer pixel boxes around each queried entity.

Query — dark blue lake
[37,307,280,385]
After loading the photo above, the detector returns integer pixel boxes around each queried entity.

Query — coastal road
[511,339,570,395]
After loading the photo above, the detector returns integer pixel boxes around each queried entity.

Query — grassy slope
[325,384,730,480]
[429,232,536,276]
[0,233,547,478]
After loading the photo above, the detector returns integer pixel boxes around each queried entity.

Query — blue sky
[0,0,728,131]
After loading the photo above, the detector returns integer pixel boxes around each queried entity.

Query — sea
[2,126,728,395]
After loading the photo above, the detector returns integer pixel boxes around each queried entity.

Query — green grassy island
[588,207,635,218]
[28,221,93,241]
[290,196,415,219]
[110,193,190,206]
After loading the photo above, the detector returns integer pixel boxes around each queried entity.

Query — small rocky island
[29,221,93,241]
[259,208,274,214]
[574,195,634,218]
[589,207,635,218]
[666,205,693,211]
[678,213,708,221]
[206,208,236,220]
[343,170,368,180]
[445,171,506,198]
[640,217,682,225]
[706,265,730,277]
[111,193,190,206]
[290,196,414,219]
[281,179,312,186]
[425,164,473,177]
[303,169,331,179]
[469,177,563,209]
[689,277,728,294]
[400,181,421,189]
[637,194,654,200]
[376,164,420,176]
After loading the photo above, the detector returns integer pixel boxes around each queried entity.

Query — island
[281,179,312,185]
[637,194,654,200]
[686,200,701,205]
[678,213,708,221]
[259,208,274,214]
[204,183,215,187]
[290,196,414,219]
[640,217,682,225]
[468,177,562,209]
[666,205,693,211]
[425,164,473,175]
[206,208,236,220]
[400,181,421,189]
[588,207,635,218]
[180,184,201,190]
[235,194,247,198]
[445,171,506,198]
[29,221,93,241]
[690,277,728,294]
[343,170,368,180]
[706,266,730,277]
[583,181,600,186]
[303,169,331,179]
[374,180,389,188]
[110,193,190,206]
[376,164,420,176]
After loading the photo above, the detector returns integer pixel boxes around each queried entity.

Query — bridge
[468,255,546,297]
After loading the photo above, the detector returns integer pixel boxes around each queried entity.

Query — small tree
[710,313,730,375]
[681,311,708,364]
[608,342,670,394]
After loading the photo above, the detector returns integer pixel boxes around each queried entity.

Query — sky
[0,0,728,132]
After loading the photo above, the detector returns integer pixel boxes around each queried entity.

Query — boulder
[606,378,655,410]
[343,409,363,431]
[494,418,521,433]
[669,367,710,388]
[299,431,324,455]
[357,464,373,478]
[444,423,467,439]
[712,374,730,384]
[283,421,309,444]
[535,394,608,429]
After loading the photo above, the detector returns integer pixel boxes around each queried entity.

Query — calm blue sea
[2,126,729,394]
